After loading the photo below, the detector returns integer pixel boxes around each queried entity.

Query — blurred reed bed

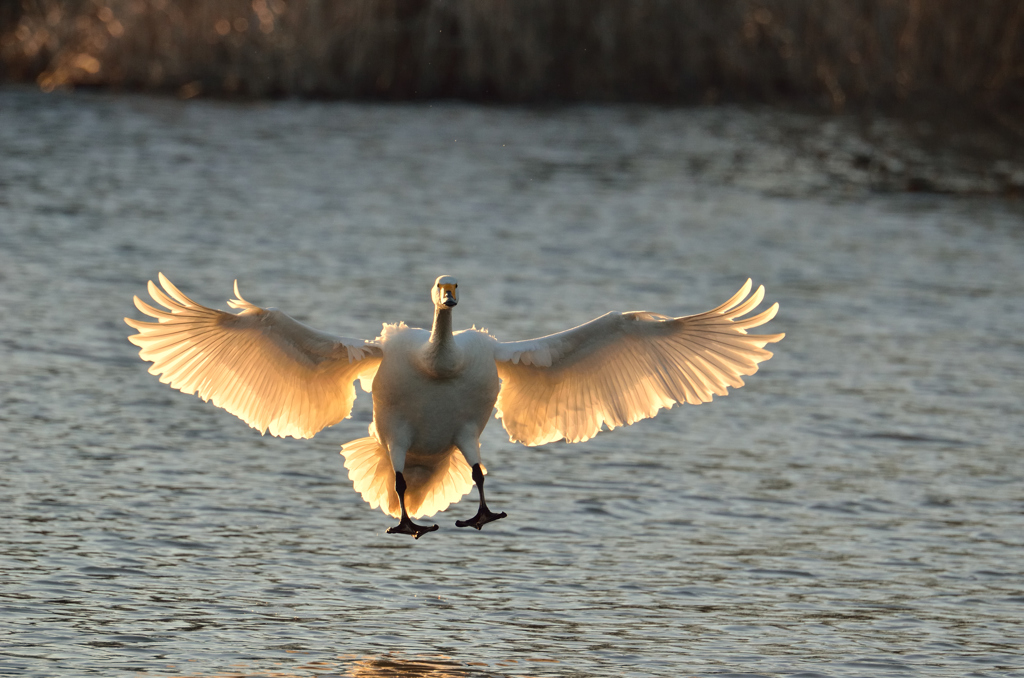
[1,0,1022,114]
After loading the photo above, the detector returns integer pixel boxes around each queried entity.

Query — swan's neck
[424,306,460,377]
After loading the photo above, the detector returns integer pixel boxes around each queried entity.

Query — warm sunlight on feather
[126,274,784,538]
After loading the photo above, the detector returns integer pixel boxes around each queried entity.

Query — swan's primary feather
[492,279,784,446]
[125,273,382,439]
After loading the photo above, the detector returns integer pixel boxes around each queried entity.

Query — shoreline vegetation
[2,0,1022,195]
[1,1,1021,114]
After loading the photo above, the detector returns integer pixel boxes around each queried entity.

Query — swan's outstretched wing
[125,273,382,439]
[493,280,784,446]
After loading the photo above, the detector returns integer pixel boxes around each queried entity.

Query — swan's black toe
[387,518,439,539]
[455,508,507,530]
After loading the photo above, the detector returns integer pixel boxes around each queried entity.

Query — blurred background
[4,0,1023,192]
[3,2,1024,677]
[2,0,1022,111]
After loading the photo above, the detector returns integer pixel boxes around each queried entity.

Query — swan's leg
[383,435,437,539]
[386,471,439,539]
[453,435,506,530]
[455,463,507,530]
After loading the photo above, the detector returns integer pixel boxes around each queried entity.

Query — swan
[125,274,784,538]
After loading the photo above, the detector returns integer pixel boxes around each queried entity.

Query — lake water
[1,88,1023,677]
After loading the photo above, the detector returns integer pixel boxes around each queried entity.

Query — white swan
[125,274,784,538]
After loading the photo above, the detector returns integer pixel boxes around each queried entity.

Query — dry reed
[1,0,1022,115]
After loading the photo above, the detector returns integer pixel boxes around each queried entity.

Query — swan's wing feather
[494,280,784,446]
[125,273,382,439]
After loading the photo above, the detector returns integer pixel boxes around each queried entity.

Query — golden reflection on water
[157,653,555,678]
[350,655,480,677]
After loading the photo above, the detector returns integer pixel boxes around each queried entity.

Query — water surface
[1,89,1023,677]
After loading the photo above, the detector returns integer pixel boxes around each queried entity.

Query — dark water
[1,89,1023,677]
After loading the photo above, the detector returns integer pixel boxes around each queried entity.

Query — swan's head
[432,275,458,309]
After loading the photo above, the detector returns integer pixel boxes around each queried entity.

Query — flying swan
[125,275,784,538]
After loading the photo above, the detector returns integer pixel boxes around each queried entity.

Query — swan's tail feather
[341,439,477,519]
[403,450,477,519]
[341,436,401,518]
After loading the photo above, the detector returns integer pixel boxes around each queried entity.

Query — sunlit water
[1,89,1023,677]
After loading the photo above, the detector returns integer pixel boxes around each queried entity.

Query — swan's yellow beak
[441,286,457,308]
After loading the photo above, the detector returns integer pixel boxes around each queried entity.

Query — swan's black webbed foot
[455,507,507,530]
[387,517,439,539]
[387,471,438,539]
[456,462,506,530]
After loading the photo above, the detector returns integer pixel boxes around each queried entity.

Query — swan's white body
[125,275,784,527]
[355,324,501,518]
